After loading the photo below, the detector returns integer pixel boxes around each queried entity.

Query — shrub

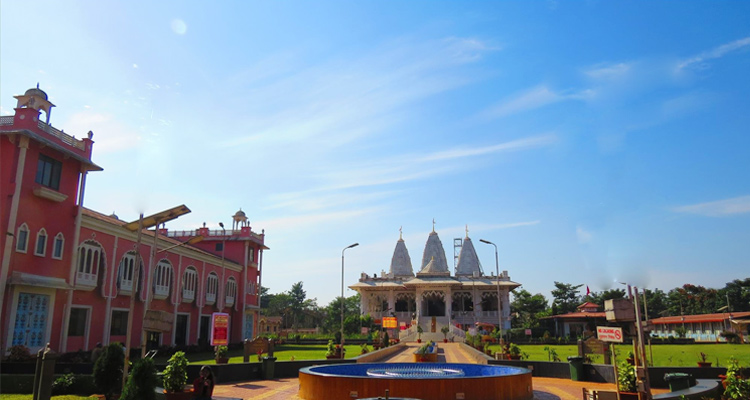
[617,361,636,393]
[382,332,390,348]
[674,326,687,338]
[724,357,750,400]
[325,340,336,357]
[6,345,33,362]
[93,342,125,400]
[214,345,228,359]
[120,358,158,400]
[52,373,76,395]
[721,331,741,344]
[162,351,189,393]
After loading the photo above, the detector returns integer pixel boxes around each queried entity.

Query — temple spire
[432,218,436,233]
[465,224,469,238]
[399,226,403,240]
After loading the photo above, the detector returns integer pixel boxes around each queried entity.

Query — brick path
[212,343,659,400]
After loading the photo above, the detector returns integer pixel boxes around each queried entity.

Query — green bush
[120,358,158,400]
[6,345,33,361]
[724,357,750,400]
[93,342,125,400]
[617,361,636,393]
[162,351,189,392]
[52,373,76,395]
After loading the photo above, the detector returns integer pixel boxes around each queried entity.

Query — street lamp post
[341,243,359,347]
[479,239,503,336]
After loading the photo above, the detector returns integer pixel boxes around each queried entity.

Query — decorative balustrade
[0,116,13,125]
[225,295,235,306]
[75,272,97,289]
[205,292,217,304]
[37,121,86,150]
[182,289,195,302]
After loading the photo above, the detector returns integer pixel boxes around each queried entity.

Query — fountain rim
[299,362,532,380]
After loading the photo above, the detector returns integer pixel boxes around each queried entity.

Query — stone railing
[0,116,13,125]
[37,121,86,150]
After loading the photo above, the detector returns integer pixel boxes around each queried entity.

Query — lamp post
[341,243,359,347]
[479,239,503,335]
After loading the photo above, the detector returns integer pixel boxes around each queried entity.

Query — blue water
[302,363,529,379]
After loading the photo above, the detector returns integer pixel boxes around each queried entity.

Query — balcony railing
[75,272,97,290]
[182,289,195,302]
[0,116,13,125]
[120,280,133,294]
[225,296,235,306]
[153,285,169,300]
[37,121,86,150]
[206,292,216,304]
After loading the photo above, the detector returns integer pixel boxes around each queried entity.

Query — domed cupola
[14,84,55,124]
[232,208,249,230]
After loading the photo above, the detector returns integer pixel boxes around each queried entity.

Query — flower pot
[618,392,638,400]
[164,390,194,400]
[697,362,712,368]
[417,339,422,343]
[509,355,522,360]
[215,357,229,364]
[444,339,448,343]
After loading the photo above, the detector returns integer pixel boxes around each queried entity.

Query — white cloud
[584,62,632,80]
[133,64,138,69]
[576,226,592,244]
[480,85,592,120]
[672,195,750,217]
[678,36,750,70]
[253,208,380,231]
[419,134,558,162]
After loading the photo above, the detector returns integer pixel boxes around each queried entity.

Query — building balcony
[153,285,169,300]
[182,289,195,302]
[75,272,97,290]
[225,296,235,307]
[206,292,216,305]
[120,280,133,295]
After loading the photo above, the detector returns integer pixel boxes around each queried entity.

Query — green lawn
[486,343,750,367]
[154,344,367,364]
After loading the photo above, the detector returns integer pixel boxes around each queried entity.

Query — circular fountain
[298,363,533,400]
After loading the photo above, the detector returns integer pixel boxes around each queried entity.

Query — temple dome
[455,237,482,276]
[24,87,48,100]
[389,238,413,277]
[419,231,449,275]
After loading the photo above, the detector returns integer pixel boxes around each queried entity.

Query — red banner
[211,313,230,346]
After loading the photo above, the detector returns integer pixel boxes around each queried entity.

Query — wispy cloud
[678,36,750,70]
[480,85,592,120]
[418,134,558,162]
[672,195,750,217]
[584,62,632,80]
[576,226,592,244]
[253,208,381,231]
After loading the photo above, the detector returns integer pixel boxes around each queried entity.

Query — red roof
[543,311,607,320]
[651,311,750,325]
[577,302,600,310]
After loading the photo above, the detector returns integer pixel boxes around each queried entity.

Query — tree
[259,286,271,309]
[551,282,583,315]
[321,294,361,335]
[92,342,124,400]
[120,358,158,400]
[643,288,668,318]
[587,289,625,307]
[510,289,548,328]
[723,278,750,312]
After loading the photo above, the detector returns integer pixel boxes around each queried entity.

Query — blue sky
[2,1,749,306]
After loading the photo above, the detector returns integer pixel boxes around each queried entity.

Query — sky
[2,1,749,307]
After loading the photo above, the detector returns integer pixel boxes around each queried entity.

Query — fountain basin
[298,362,533,400]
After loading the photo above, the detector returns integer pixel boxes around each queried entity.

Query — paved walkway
[212,343,656,400]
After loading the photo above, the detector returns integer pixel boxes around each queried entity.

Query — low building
[543,302,608,338]
[650,311,750,343]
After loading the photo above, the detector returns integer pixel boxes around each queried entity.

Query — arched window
[117,252,141,295]
[16,224,29,253]
[76,241,104,290]
[225,277,237,306]
[153,260,172,300]
[206,272,218,305]
[34,228,48,256]
[52,233,64,259]
[182,267,198,302]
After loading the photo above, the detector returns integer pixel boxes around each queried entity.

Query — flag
[586,285,591,296]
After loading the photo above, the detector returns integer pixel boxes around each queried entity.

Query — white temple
[350,225,521,341]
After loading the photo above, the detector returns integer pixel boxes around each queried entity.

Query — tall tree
[551,282,583,315]
[586,288,626,307]
[321,294,361,334]
[723,278,750,312]
[643,288,669,318]
[510,289,548,328]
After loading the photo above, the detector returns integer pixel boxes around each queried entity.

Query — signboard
[143,310,174,332]
[210,313,230,346]
[597,326,624,343]
[525,329,532,336]
[605,299,635,322]
[382,317,397,329]
[361,327,369,335]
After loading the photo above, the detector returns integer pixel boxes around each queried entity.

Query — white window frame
[34,228,48,257]
[206,272,218,305]
[76,241,103,290]
[153,259,172,300]
[182,266,198,302]
[225,277,237,306]
[16,223,29,253]
[52,233,64,260]
[118,252,139,295]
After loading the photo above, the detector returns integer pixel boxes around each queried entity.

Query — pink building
[0,86,267,354]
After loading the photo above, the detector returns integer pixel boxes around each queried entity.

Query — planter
[444,339,448,343]
[618,392,638,400]
[215,357,229,364]
[697,362,712,368]
[509,355,522,360]
[417,339,422,343]
[164,390,194,400]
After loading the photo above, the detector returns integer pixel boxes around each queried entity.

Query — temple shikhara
[350,224,521,341]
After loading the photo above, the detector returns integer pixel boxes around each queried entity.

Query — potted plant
[508,343,522,360]
[325,340,338,359]
[214,345,229,364]
[441,326,450,343]
[617,360,638,400]
[697,352,712,368]
[626,350,635,365]
[162,351,192,400]
[723,357,750,399]
[416,325,423,343]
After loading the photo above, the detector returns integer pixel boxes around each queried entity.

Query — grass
[153,344,367,364]
[487,343,750,367]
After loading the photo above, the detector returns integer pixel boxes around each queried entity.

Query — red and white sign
[210,313,230,346]
[525,329,532,336]
[596,326,623,343]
